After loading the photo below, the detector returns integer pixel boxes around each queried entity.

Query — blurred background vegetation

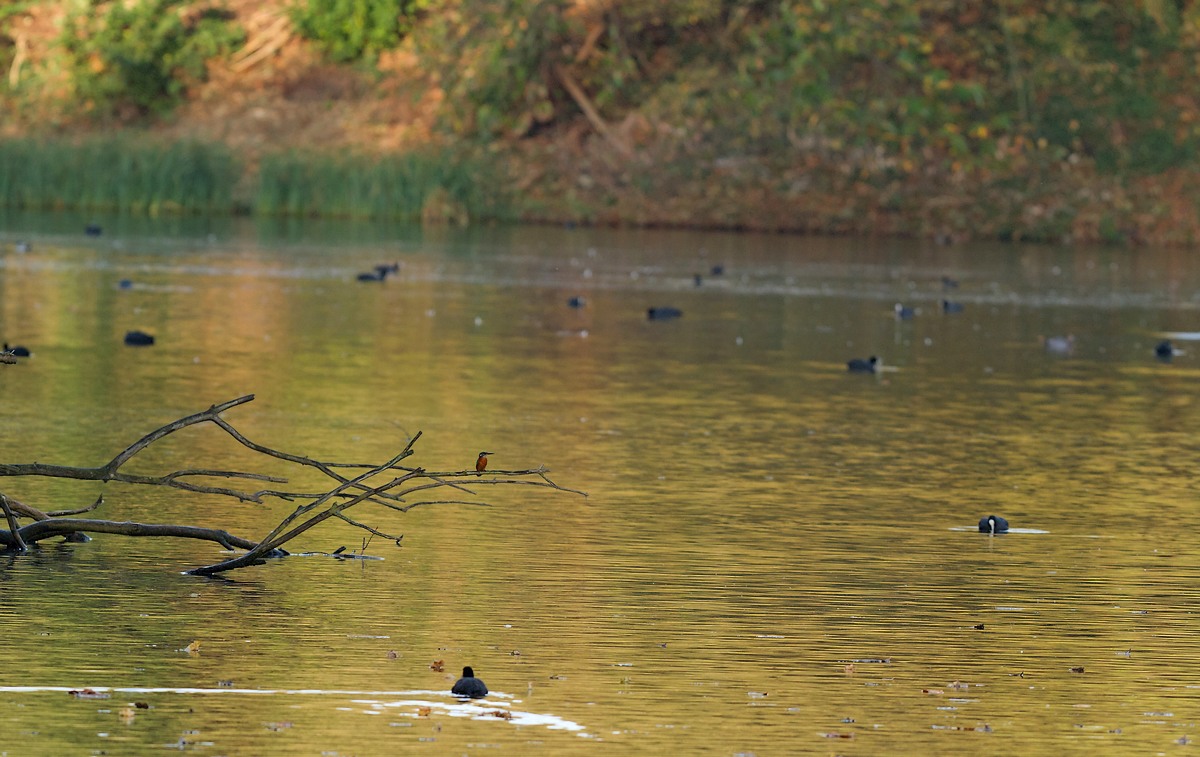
[0,0,1197,242]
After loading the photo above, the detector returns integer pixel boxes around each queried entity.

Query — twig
[335,513,403,544]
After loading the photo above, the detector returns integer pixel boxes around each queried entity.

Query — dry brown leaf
[387,650,399,659]
[488,710,514,720]
[417,706,432,717]
[429,659,444,672]
[184,640,202,654]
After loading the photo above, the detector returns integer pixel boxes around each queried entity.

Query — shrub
[291,0,425,63]
[60,0,244,119]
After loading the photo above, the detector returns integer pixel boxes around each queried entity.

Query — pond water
[1,213,1199,755]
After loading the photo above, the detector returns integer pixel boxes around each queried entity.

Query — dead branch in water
[0,395,586,575]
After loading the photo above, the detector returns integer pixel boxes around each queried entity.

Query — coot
[978,515,1009,534]
[451,666,488,698]
[124,330,155,346]
[847,356,878,374]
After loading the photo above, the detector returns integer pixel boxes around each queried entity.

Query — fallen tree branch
[554,64,633,158]
[8,519,267,552]
[0,397,585,575]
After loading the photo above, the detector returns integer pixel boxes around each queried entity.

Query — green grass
[255,148,509,222]
[0,137,237,214]
[0,137,510,222]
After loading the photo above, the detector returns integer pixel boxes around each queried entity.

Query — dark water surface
[2,214,1199,754]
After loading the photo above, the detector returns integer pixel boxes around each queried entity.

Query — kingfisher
[476,451,494,473]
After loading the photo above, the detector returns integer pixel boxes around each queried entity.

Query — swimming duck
[567,296,587,309]
[1041,335,1075,355]
[451,666,488,699]
[1155,340,1177,361]
[123,330,155,346]
[847,356,878,373]
[357,262,400,282]
[942,300,964,314]
[3,343,30,357]
[978,515,1009,534]
[648,307,683,320]
[894,303,915,320]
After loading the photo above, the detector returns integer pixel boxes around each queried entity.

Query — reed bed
[255,149,508,223]
[0,138,508,223]
[0,137,237,214]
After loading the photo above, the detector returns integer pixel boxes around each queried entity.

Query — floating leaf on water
[488,710,514,720]
[819,732,853,739]
[217,680,233,687]
[840,658,892,664]
[510,650,521,656]
[843,664,856,675]
[117,707,136,724]
[429,660,444,672]
[948,681,969,690]
[183,640,202,655]
[1068,666,1085,674]
[265,722,293,731]
[972,623,985,630]
[923,689,945,695]
[387,650,399,659]
[748,691,768,699]
[416,706,432,718]
[549,674,566,680]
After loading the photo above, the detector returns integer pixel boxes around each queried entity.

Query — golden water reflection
[1,220,1199,753]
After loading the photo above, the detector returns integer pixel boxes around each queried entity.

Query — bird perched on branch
[476,451,493,473]
[452,666,488,698]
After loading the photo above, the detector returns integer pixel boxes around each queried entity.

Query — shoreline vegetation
[1,1,1199,245]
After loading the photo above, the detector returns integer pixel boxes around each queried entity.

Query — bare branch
[47,495,104,517]
[334,512,404,544]
[103,395,258,472]
[397,499,493,513]
[0,494,27,551]
[3,518,269,552]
